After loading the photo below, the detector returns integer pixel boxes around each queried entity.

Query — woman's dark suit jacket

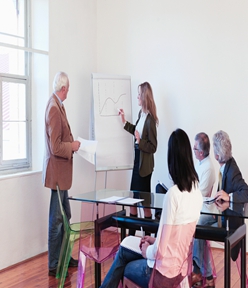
[124,110,157,177]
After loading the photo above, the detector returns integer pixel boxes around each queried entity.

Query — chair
[77,200,123,288]
[56,185,93,288]
[123,222,196,288]
[195,223,247,287]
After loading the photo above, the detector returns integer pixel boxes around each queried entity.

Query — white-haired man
[43,72,81,276]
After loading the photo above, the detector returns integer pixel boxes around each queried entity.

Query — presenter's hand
[72,140,81,152]
[118,108,126,124]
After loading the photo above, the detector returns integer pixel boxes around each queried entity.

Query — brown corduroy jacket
[42,94,74,190]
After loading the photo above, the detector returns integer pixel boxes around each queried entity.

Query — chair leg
[56,234,69,279]
[58,238,76,288]
[234,250,248,285]
[201,240,217,280]
[77,251,87,288]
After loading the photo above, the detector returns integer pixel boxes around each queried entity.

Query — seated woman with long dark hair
[100,129,203,288]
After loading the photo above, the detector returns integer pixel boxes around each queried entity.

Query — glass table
[70,189,247,288]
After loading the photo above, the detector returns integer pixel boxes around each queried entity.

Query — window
[0,0,48,174]
[0,0,30,172]
[0,76,30,169]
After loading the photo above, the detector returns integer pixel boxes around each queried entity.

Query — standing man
[192,132,216,288]
[43,71,81,276]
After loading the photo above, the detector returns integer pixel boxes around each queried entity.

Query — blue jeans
[193,214,217,277]
[48,189,71,270]
[100,246,152,288]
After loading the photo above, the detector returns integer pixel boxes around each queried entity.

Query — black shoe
[48,268,57,277]
[48,267,69,277]
[68,257,78,267]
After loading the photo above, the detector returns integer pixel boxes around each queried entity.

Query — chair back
[77,201,122,287]
[149,222,196,288]
[79,201,122,263]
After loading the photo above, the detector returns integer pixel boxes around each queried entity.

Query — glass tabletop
[69,189,248,219]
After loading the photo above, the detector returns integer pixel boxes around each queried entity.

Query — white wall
[96,0,248,248]
[1,0,248,270]
[0,172,49,269]
[96,0,248,189]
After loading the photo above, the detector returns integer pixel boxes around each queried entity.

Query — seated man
[155,132,215,223]
[192,130,248,288]
[192,132,216,287]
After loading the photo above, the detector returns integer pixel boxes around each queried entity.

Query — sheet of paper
[76,137,98,165]
[99,196,144,205]
[120,236,142,254]
[117,198,144,205]
[99,196,126,203]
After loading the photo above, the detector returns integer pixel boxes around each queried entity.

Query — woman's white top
[135,111,148,143]
[146,183,203,268]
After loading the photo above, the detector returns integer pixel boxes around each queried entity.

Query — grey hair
[213,130,232,163]
[195,132,210,158]
[53,72,69,92]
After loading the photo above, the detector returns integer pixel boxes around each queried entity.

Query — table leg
[95,262,101,288]
[224,238,231,288]
[121,227,126,241]
[241,236,246,288]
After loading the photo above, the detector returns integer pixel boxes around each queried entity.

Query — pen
[140,225,144,237]
[137,203,144,237]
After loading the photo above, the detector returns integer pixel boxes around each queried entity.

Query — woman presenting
[119,82,158,236]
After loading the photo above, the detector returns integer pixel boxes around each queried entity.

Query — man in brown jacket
[42,71,80,276]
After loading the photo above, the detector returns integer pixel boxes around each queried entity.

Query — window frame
[0,0,31,173]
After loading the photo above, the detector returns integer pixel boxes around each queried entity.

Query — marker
[117,108,124,115]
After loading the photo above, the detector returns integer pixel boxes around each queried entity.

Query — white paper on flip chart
[76,137,98,165]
